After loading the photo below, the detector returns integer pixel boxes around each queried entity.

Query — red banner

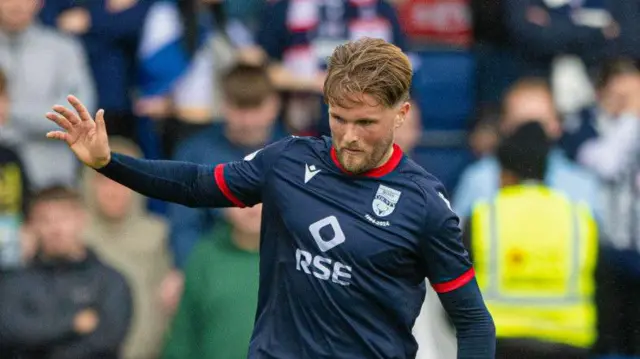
[396,0,472,47]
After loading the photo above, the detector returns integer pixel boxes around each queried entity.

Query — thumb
[95,109,107,136]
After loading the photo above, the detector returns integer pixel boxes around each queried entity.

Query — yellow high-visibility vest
[471,184,598,349]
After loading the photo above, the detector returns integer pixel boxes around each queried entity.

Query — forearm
[97,153,235,208]
[438,279,496,358]
[51,277,134,358]
[0,298,75,347]
[0,316,75,347]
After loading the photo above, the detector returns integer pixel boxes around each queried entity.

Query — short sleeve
[420,185,475,294]
[214,136,296,207]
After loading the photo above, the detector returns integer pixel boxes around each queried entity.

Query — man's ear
[395,101,411,128]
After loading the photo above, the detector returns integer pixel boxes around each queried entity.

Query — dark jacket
[0,250,132,359]
[503,0,611,77]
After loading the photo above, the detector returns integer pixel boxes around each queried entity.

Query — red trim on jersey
[330,143,403,178]
[432,268,475,293]
[214,164,246,208]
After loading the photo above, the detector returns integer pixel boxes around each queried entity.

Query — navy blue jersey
[212,136,474,358]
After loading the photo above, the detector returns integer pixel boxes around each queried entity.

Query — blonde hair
[324,38,412,108]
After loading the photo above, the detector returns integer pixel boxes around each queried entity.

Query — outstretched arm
[96,153,236,208]
[45,96,292,208]
[45,96,234,208]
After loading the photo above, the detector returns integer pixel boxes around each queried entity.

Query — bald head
[501,78,561,140]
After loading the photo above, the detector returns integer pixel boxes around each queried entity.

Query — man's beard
[337,138,393,174]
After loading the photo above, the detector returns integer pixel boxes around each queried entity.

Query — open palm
[45,95,111,169]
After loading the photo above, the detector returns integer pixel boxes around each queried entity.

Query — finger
[46,131,70,143]
[67,95,92,122]
[52,105,81,125]
[95,109,107,135]
[45,112,74,132]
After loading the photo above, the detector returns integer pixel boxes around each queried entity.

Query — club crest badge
[372,185,402,217]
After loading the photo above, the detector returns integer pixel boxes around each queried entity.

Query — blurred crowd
[0,0,639,358]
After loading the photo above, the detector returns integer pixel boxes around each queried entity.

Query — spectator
[560,58,639,161]
[465,121,599,359]
[0,186,132,359]
[0,67,30,271]
[136,0,260,156]
[502,0,618,78]
[564,58,640,357]
[82,137,172,359]
[161,204,262,359]
[0,0,95,190]
[135,0,214,157]
[39,0,152,141]
[502,0,624,114]
[167,63,283,271]
[257,0,407,135]
[452,77,600,223]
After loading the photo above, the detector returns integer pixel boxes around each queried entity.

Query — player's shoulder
[397,158,447,196]
[289,135,329,147]
[256,135,326,156]
[241,135,325,166]
[396,158,455,221]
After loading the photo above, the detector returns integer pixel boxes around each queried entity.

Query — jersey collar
[330,144,403,178]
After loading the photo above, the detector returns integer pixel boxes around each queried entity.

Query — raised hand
[45,95,111,169]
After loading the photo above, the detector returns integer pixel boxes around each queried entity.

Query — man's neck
[374,144,395,169]
[231,229,260,252]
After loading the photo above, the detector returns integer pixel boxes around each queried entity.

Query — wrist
[95,152,112,170]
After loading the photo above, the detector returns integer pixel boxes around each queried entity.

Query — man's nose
[343,123,359,143]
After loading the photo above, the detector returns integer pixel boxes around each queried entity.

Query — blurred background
[0,0,639,358]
